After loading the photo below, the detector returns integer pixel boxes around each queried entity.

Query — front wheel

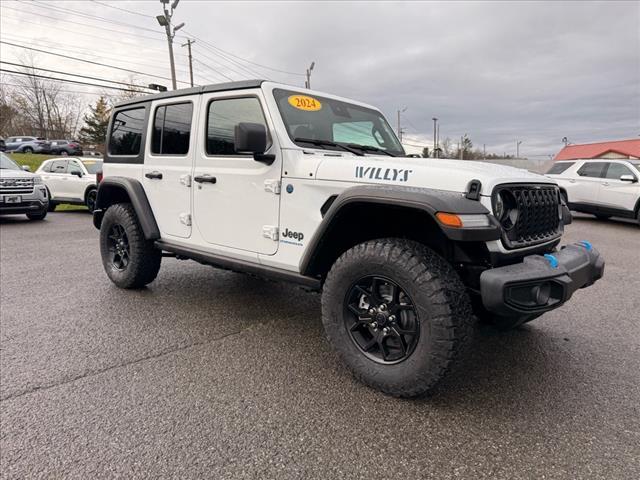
[26,209,47,221]
[85,188,97,213]
[100,203,161,289]
[321,239,473,397]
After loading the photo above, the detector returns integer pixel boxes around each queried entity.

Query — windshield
[273,89,405,156]
[0,153,21,170]
[81,160,103,174]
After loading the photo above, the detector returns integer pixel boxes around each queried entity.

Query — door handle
[569,179,576,183]
[145,171,163,180]
[601,182,609,186]
[194,174,217,184]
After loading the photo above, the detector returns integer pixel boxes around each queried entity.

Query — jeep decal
[355,166,413,182]
[281,228,305,246]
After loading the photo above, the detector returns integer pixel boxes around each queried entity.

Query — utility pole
[157,0,185,90]
[397,107,407,143]
[304,61,315,88]
[516,140,523,158]
[483,144,486,160]
[432,117,438,158]
[182,38,195,87]
[460,136,464,160]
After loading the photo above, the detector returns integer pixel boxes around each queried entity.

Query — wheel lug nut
[380,304,387,311]
[369,308,376,314]
[389,316,396,322]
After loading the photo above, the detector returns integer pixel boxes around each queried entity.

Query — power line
[0,40,188,86]
[89,0,154,19]
[0,69,146,93]
[0,61,151,89]
[192,58,234,82]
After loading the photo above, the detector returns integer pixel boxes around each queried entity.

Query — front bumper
[480,242,604,317]
[0,187,49,215]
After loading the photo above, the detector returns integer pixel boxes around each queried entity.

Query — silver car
[0,153,49,220]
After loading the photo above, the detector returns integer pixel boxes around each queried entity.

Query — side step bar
[155,241,322,290]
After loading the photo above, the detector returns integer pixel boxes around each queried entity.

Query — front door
[597,162,639,213]
[192,92,281,255]
[142,100,197,239]
[571,162,607,205]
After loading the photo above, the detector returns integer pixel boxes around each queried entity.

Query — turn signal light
[436,212,463,228]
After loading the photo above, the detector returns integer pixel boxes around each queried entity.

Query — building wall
[597,151,631,159]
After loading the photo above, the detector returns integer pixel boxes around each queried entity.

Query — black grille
[496,184,562,249]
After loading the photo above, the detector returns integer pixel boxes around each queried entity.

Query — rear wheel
[321,238,473,397]
[23,147,33,154]
[100,203,161,289]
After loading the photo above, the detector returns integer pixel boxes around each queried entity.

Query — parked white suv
[93,80,604,397]
[546,159,640,224]
[36,157,102,212]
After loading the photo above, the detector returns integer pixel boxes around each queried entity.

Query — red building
[554,139,640,161]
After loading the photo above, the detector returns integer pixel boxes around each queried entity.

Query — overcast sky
[1,0,638,157]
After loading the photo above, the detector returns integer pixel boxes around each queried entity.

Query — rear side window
[546,162,574,175]
[151,102,193,155]
[50,160,68,173]
[109,107,145,156]
[605,163,635,180]
[577,162,606,178]
[206,97,268,155]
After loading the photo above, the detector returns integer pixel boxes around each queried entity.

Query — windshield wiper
[294,137,364,156]
[345,144,398,157]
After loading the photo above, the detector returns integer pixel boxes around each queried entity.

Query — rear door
[598,162,639,214]
[46,159,69,198]
[142,99,196,239]
[192,91,281,255]
[571,162,607,205]
[66,159,87,201]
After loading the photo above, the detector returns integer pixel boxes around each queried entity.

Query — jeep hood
[315,156,555,195]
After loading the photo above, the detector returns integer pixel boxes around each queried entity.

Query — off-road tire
[100,203,161,289]
[321,238,473,397]
[26,209,47,221]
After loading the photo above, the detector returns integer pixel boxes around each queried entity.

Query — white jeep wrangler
[94,80,604,397]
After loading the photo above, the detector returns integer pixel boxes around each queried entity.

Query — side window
[68,162,83,175]
[577,162,606,178]
[151,102,193,155]
[605,163,635,180]
[41,162,52,173]
[109,107,146,156]
[206,97,268,155]
[546,162,575,175]
[50,160,68,173]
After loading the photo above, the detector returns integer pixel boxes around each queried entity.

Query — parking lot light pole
[157,0,184,90]
[305,61,315,88]
[517,140,523,158]
[432,117,438,158]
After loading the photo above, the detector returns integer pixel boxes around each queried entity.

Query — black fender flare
[93,177,160,240]
[300,184,501,275]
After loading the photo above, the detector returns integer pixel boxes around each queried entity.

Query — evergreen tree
[79,96,110,146]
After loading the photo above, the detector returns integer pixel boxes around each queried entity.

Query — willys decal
[355,166,413,182]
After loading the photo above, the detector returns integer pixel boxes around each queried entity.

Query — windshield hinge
[179,213,192,226]
[179,174,192,187]
[264,179,281,195]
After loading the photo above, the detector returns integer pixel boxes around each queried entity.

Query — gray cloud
[2,0,638,157]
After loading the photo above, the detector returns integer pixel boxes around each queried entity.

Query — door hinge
[264,179,281,195]
[180,174,192,187]
[179,213,192,226]
[262,225,279,241]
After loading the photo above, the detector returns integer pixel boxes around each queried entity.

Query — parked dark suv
[0,137,6,152]
[50,140,83,156]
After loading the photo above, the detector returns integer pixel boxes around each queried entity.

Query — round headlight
[494,192,505,219]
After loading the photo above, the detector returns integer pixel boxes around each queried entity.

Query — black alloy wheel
[107,224,130,271]
[344,275,420,364]
[86,189,97,212]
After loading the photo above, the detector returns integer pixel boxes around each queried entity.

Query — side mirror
[70,170,82,177]
[21,165,31,172]
[235,122,268,154]
[620,174,637,183]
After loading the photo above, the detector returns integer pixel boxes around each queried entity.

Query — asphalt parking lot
[1,212,638,479]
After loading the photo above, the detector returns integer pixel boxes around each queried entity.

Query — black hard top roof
[114,79,266,109]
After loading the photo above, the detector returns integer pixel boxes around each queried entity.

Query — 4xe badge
[281,228,305,246]
[355,166,413,182]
